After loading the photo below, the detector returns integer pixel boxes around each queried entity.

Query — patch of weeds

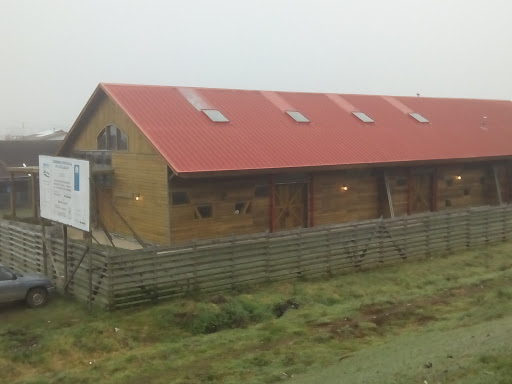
[184,285,204,301]
[231,283,258,295]
[312,332,335,343]
[273,299,300,318]
[185,297,270,335]
[262,372,286,383]
[477,353,512,380]
[259,322,289,343]
[210,294,228,304]
[247,352,273,367]
[71,324,130,353]
[495,287,512,300]
[344,288,366,298]
[498,263,511,271]
[1,328,44,363]
[311,293,341,306]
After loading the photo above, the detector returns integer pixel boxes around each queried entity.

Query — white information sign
[39,155,90,231]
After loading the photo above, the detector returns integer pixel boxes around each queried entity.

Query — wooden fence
[0,220,109,306]
[1,205,512,309]
[107,205,512,308]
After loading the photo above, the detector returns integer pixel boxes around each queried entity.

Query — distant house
[17,129,68,141]
[0,140,61,209]
[58,83,512,244]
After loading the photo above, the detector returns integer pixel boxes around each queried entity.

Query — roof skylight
[203,109,229,122]
[352,111,374,123]
[286,111,310,123]
[409,112,429,123]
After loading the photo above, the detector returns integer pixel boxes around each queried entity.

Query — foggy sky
[1,0,511,137]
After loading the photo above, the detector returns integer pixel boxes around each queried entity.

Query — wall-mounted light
[134,193,142,201]
[456,176,462,181]
[22,163,31,176]
[341,186,349,191]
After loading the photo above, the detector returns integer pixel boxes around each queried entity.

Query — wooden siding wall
[169,177,270,243]
[314,170,380,226]
[487,162,510,204]
[169,161,509,244]
[386,169,409,216]
[437,164,493,210]
[110,154,169,244]
[63,92,170,244]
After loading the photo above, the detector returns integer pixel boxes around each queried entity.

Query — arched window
[97,125,128,151]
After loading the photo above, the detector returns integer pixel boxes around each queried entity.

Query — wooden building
[58,84,512,244]
[0,140,61,211]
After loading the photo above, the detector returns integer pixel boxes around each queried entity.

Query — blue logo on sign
[74,165,80,191]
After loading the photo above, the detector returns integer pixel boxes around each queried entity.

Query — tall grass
[0,242,511,384]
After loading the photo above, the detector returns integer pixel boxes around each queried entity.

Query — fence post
[465,209,471,248]
[446,211,452,254]
[297,232,302,276]
[0,223,3,264]
[88,232,93,312]
[230,234,235,290]
[265,233,270,282]
[326,229,332,276]
[107,251,114,310]
[192,240,198,291]
[425,214,430,258]
[63,225,69,295]
[41,221,48,275]
[502,205,507,242]
[378,221,384,264]
[485,208,490,247]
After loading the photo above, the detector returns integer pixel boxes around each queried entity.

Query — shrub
[185,297,270,335]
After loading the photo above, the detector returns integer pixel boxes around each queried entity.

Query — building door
[411,172,433,213]
[273,183,308,231]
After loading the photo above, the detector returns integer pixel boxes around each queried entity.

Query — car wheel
[26,288,48,308]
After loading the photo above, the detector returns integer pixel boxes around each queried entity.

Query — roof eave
[173,155,512,178]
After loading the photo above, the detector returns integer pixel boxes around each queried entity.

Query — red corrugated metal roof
[100,83,512,176]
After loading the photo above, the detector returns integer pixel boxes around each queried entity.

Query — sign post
[39,155,91,307]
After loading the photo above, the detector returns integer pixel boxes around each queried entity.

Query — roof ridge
[100,83,510,102]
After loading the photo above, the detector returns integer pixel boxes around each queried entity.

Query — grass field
[1,241,511,384]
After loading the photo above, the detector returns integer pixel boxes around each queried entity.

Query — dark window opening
[396,178,407,187]
[172,192,190,205]
[195,205,212,219]
[97,131,107,150]
[94,174,113,188]
[254,185,269,198]
[464,187,470,196]
[446,179,453,187]
[445,199,452,207]
[234,201,252,215]
[73,151,112,167]
[97,125,128,151]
